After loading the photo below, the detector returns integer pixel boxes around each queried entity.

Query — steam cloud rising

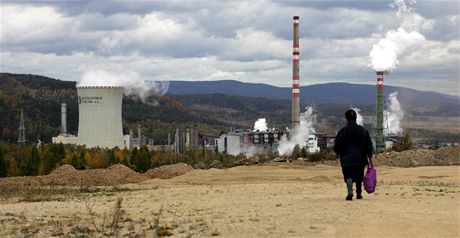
[253,118,268,131]
[369,0,426,73]
[277,106,316,155]
[384,92,404,135]
[78,69,169,101]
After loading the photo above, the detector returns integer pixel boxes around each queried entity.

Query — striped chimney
[375,71,385,151]
[291,16,300,129]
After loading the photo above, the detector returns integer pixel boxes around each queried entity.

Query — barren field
[0,164,459,238]
[402,116,460,133]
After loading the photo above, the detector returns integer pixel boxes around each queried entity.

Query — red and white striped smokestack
[375,71,385,150]
[291,16,300,129]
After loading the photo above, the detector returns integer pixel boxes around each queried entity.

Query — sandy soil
[0,164,459,237]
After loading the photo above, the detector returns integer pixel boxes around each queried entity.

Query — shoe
[346,178,353,201]
[357,194,363,199]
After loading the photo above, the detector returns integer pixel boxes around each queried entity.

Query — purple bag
[364,159,377,194]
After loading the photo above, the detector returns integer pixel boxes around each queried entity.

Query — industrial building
[76,86,124,148]
[216,130,285,156]
[214,129,331,156]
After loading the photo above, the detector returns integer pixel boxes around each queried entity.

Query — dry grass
[109,197,124,237]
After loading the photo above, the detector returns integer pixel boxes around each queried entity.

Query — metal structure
[375,71,385,151]
[137,124,142,146]
[17,109,26,144]
[291,16,301,129]
[77,86,124,148]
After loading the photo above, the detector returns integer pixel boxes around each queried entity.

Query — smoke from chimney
[384,92,404,135]
[78,69,169,102]
[369,0,425,73]
[254,118,268,132]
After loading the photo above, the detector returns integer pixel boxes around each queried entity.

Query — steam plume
[254,118,268,131]
[277,106,316,155]
[78,69,169,101]
[369,0,425,73]
[384,92,404,135]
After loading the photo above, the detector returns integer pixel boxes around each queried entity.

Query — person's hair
[345,109,357,122]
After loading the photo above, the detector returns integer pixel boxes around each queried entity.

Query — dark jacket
[333,122,373,167]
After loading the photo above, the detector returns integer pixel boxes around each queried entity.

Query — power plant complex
[46,15,393,154]
[48,15,324,153]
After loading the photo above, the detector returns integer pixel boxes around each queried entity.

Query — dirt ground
[0,164,459,238]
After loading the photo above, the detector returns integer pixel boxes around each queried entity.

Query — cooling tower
[77,86,124,148]
[291,16,300,129]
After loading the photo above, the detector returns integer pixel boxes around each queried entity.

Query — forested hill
[0,73,216,143]
[168,80,460,113]
[1,73,458,144]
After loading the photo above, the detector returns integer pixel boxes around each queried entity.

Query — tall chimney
[375,71,385,151]
[61,103,67,135]
[291,16,300,129]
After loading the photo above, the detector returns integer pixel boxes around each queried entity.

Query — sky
[1,0,459,96]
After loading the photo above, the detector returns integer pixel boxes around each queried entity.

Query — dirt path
[0,165,459,237]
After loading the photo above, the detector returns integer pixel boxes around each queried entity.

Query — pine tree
[133,146,152,172]
[20,146,40,176]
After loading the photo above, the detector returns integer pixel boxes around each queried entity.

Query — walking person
[334,109,374,201]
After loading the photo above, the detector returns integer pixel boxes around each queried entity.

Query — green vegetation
[290,145,337,162]
[0,142,265,177]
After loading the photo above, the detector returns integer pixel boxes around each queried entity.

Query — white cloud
[1,5,75,45]
[0,1,458,96]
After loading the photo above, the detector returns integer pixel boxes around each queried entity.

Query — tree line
[0,142,255,177]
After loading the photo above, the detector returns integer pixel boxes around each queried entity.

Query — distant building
[216,129,285,156]
[306,135,320,153]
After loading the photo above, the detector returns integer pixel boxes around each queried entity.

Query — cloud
[0,0,458,96]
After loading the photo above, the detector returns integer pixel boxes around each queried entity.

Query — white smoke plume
[277,106,316,155]
[254,118,268,131]
[369,0,426,73]
[242,145,258,157]
[384,92,404,135]
[351,107,364,126]
[78,69,169,101]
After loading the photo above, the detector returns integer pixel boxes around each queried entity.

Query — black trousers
[342,165,365,183]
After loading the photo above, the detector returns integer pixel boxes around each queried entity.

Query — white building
[52,135,77,145]
[216,133,241,156]
[306,135,320,153]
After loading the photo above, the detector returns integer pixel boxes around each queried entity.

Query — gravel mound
[49,164,77,175]
[0,164,148,187]
[374,146,460,167]
[144,163,194,179]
